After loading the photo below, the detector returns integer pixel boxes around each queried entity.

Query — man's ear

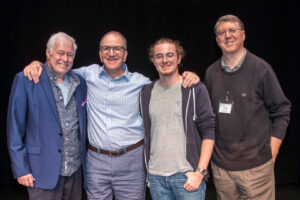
[99,50,103,63]
[151,57,155,64]
[216,37,220,46]
[178,55,182,65]
[122,50,128,62]
[46,48,51,60]
[46,48,50,59]
[242,30,246,42]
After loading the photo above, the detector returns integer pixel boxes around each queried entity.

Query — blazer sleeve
[7,73,32,178]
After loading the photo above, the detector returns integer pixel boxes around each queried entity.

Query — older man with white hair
[7,32,87,200]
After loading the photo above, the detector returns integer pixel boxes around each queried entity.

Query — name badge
[219,102,233,114]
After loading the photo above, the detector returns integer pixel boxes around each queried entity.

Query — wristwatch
[196,168,208,176]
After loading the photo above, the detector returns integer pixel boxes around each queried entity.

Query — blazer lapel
[40,65,60,124]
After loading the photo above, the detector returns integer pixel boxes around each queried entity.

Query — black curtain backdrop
[1,0,299,186]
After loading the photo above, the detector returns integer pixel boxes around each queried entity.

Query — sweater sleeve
[194,83,215,140]
[260,66,291,140]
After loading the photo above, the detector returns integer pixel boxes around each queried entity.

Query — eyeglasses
[154,53,175,60]
[100,46,126,54]
[217,28,242,37]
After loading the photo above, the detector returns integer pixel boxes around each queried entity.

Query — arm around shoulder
[23,60,43,83]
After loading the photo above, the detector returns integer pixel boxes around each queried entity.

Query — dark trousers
[27,167,82,200]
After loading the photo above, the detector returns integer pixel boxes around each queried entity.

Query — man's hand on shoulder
[182,71,200,88]
[23,61,43,83]
[17,173,35,188]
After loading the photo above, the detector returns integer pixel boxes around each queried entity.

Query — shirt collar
[99,63,129,81]
[45,62,58,81]
[221,49,247,72]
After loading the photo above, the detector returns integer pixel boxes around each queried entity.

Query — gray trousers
[27,167,82,200]
[85,145,146,200]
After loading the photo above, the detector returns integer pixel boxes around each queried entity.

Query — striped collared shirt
[73,63,151,150]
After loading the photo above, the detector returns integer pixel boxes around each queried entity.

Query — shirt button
[59,96,63,99]
[66,152,68,155]
[66,123,69,126]
[66,138,69,141]
[58,149,62,153]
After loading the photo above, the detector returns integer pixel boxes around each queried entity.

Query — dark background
[1,0,299,192]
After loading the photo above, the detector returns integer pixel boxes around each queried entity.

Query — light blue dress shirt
[73,63,151,150]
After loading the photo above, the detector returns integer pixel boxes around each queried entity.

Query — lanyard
[221,71,238,102]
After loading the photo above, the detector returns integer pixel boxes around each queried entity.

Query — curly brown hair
[148,38,185,66]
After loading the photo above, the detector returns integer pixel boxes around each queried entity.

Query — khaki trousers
[211,159,275,200]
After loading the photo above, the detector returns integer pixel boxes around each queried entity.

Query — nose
[62,54,68,61]
[162,55,168,63]
[225,30,234,39]
[108,48,116,56]
[225,31,231,38]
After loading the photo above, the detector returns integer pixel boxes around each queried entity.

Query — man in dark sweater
[205,15,291,200]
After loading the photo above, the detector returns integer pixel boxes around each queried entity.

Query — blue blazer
[7,65,87,189]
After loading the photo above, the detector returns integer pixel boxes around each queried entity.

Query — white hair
[46,32,78,55]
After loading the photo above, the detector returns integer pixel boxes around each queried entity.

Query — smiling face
[99,32,128,78]
[151,42,182,77]
[216,21,245,55]
[46,37,74,79]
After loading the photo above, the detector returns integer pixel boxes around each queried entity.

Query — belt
[88,139,144,156]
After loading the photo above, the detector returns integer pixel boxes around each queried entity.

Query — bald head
[99,31,127,50]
